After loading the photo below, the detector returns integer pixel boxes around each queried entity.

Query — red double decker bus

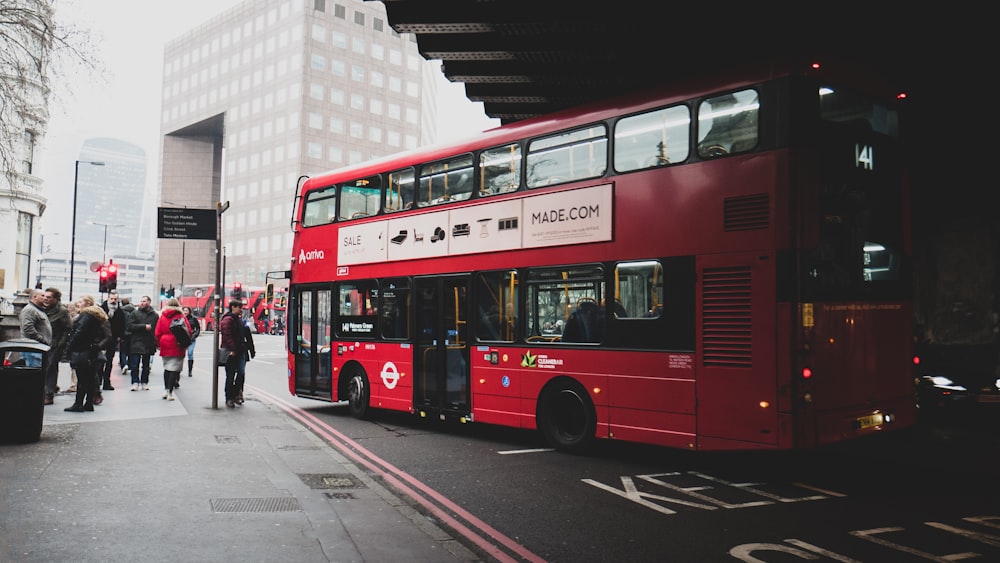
[179,283,268,332]
[287,57,915,452]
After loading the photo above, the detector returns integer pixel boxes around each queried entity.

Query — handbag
[68,349,92,369]
[218,348,230,366]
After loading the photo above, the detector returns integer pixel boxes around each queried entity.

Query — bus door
[413,276,470,415]
[696,252,777,446]
[291,285,334,400]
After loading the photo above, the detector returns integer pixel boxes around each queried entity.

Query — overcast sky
[36,0,498,251]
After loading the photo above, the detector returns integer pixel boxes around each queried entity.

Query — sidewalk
[1,358,480,563]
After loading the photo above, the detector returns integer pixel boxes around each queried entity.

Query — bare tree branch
[1,0,99,202]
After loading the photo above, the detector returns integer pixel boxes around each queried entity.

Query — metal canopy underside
[376,0,939,124]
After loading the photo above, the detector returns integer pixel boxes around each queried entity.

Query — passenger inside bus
[562,297,604,343]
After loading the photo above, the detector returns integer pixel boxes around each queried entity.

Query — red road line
[249,385,546,563]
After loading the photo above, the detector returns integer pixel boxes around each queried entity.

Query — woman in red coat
[154,298,191,400]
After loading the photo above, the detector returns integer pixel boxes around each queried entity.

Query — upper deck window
[480,143,521,195]
[384,167,415,212]
[697,88,759,158]
[302,184,337,227]
[417,155,474,207]
[339,175,381,220]
[526,125,607,188]
[615,105,690,172]
[819,86,898,137]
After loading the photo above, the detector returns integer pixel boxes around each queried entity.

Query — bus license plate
[856,413,884,429]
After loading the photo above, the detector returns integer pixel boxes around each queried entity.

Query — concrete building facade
[156,0,430,294]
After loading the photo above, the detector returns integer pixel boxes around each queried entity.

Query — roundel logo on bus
[298,248,325,264]
[380,361,400,389]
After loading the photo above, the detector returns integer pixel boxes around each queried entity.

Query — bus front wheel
[345,367,370,419]
[537,379,596,454]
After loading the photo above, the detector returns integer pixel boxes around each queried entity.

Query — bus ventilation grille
[724,193,769,231]
[702,266,752,367]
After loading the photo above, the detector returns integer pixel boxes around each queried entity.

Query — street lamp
[69,160,105,301]
[88,220,125,262]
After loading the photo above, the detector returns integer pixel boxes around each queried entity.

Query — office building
[36,137,156,300]
[157,0,430,292]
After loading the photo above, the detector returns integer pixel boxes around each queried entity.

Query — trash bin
[0,339,50,444]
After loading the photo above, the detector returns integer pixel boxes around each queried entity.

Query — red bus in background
[287,57,916,452]
[265,287,288,335]
[178,284,268,332]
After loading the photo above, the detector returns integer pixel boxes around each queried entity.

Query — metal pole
[69,160,105,301]
[213,201,230,409]
[69,162,79,301]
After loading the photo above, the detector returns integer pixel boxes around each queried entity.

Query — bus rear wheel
[345,367,370,419]
[537,379,596,454]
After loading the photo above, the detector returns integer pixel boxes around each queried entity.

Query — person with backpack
[153,298,191,401]
[181,306,202,377]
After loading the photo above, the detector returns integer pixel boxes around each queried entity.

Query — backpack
[169,316,192,348]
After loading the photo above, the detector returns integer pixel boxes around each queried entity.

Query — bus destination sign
[157,207,217,240]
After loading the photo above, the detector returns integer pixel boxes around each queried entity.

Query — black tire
[345,366,370,419]
[537,379,596,453]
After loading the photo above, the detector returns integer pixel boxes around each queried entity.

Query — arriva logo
[298,249,325,264]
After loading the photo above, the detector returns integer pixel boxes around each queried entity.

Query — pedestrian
[127,295,159,391]
[182,306,202,377]
[118,296,134,374]
[67,295,97,393]
[18,288,51,368]
[219,300,247,408]
[63,296,110,412]
[235,313,256,405]
[42,287,72,405]
[100,290,126,391]
[92,311,113,406]
[154,298,190,400]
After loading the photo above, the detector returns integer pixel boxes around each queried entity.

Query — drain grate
[210,497,302,513]
[298,473,365,490]
[215,435,240,444]
[324,492,357,500]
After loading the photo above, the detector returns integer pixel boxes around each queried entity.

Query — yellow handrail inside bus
[505,271,516,340]
[452,286,465,347]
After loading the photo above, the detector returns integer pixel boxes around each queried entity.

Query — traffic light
[99,265,110,293]
[233,282,243,299]
[160,285,167,301]
[106,260,118,291]
[166,285,175,298]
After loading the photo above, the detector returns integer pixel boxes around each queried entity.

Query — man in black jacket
[126,296,159,391]
[43,287,72,405]
[100,291,127,390]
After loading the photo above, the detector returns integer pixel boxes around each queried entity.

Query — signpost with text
[157,207,217,240]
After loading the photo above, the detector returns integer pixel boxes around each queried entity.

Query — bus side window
[526,124,608,188]
[474,270,518,342]
[614,105,690,173]
[384,168,415,213]
[302,184,337,227]
[480,143,521,196]
[340,175,381,221]
[697,88,759,158]
[418,155,474,207]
